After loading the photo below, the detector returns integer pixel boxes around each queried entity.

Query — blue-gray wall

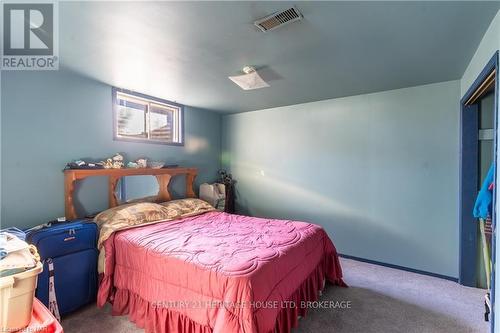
[1,69,221,229]
[461,9,500,96]
[222,80,460,278]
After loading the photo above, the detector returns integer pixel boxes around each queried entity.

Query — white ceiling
[59,1,500,113]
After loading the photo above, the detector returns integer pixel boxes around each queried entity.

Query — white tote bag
[199,183,226,210]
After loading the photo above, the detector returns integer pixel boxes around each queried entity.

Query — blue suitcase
[26,220,98,316]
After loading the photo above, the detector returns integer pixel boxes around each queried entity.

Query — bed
[64,167,346,333]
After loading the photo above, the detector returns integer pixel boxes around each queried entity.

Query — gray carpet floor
[62,258,489,333]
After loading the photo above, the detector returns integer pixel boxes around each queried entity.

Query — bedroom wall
[461,9,500,96]
[222,80,460,278]
[1,69,222,229]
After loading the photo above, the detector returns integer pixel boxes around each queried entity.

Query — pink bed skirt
[108,253,346,333]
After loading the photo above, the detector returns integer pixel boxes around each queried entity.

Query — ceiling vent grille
[254,7,303,32]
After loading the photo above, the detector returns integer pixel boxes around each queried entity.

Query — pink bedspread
[98,211,345,333]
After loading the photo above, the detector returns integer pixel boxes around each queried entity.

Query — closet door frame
[459,51,498,330]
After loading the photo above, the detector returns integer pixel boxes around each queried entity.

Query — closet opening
[459,51,498,329]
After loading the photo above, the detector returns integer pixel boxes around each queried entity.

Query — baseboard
[339,253,459,282]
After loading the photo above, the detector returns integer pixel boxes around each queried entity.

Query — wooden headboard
[64,167,197,219]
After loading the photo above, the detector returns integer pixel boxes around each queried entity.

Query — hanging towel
[473,163,495,219]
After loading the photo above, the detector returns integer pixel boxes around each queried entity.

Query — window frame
[112,87,184,146]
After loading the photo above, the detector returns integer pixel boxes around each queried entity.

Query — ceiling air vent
[254,7,303,32]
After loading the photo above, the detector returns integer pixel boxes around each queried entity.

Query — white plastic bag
[200,183,226,210]
[0,233,36,275]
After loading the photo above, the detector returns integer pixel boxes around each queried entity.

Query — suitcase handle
[46,218,69,227]
[25,221,63,234]
[25,218,85,235]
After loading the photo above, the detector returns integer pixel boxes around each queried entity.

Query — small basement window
[112,88,183,145]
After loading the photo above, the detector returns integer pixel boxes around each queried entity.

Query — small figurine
[136,158,147,168]
[149,161,164,169]
[112,153,124,169]
[102,158,113,169]
[127,161,139,169]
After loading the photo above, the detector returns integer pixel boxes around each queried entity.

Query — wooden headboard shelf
[64,167,197,219]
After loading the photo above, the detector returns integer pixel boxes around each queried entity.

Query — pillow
[159,198,216,217]
[95,199,215,249]
[95,202,179,248]
[95,202,177,228]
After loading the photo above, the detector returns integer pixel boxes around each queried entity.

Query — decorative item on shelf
[149,161,165,169]
[127,162,139,169]
[101,158,113,169]
[64,159,104,170]
[136,158,148,168]
[112,153,124,169]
